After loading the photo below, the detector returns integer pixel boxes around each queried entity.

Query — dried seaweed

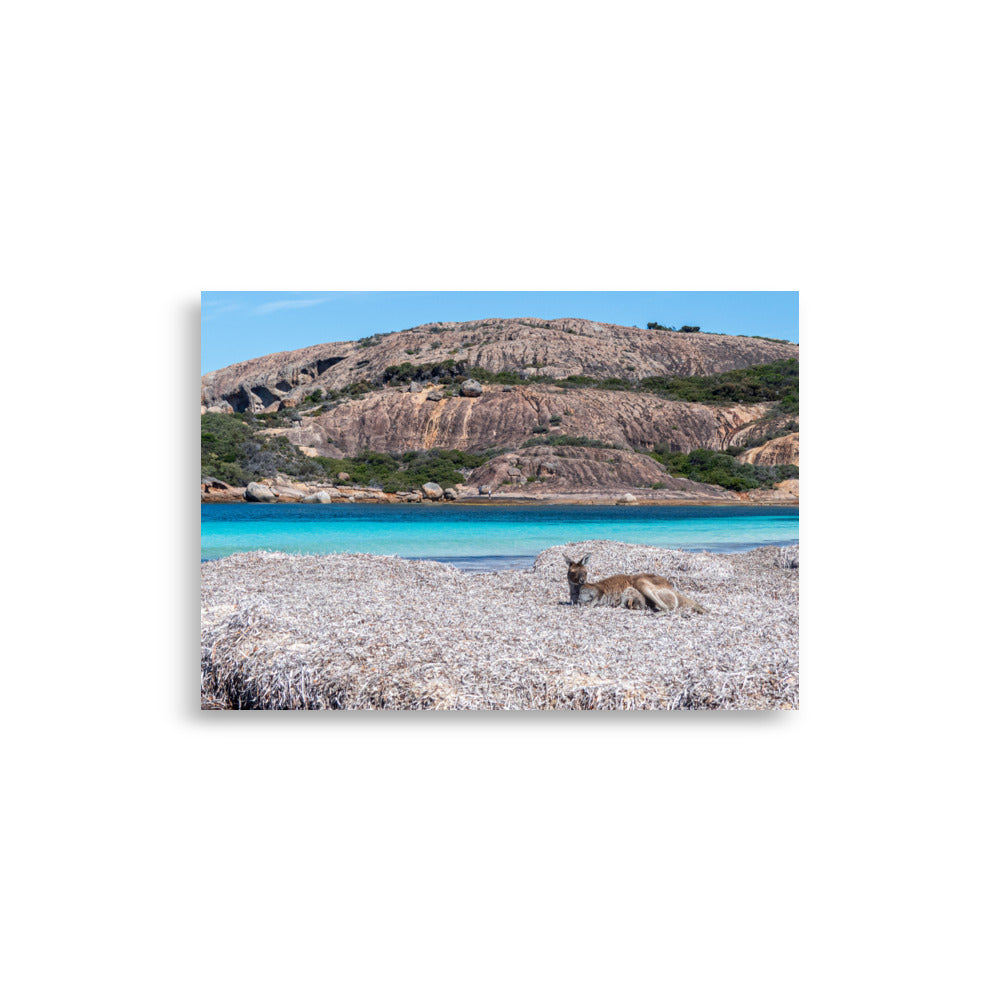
[201,542,799,710]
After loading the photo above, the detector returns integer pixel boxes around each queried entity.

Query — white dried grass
[201,541,799,711]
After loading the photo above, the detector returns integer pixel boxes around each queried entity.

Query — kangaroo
[564,553,592,604]
[576,570,708,613]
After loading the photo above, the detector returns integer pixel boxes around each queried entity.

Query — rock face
[271,485,307,501]
[739,479,799,503]
[465,446,726,497]
[202,478,244,501]
[201,317,797,414]
[739,432,799,467]
[274,384,772,458]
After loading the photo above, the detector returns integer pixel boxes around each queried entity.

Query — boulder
[338,472,351,482]
[459,379,483,397]
[426,390,443,401]
[245,482,277,503]
[422,482,444,500]
[443,488,458,500]
[617,493,638,505]
[301,491,333,503]
[272,485,307,501]
[501,385,515,392]
[408,381,422,393]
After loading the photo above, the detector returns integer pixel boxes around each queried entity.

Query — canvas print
[201,292,799,710]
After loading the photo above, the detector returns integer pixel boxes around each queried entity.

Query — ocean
[201,503,799,571]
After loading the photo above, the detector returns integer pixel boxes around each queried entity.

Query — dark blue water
[202,503,798,570]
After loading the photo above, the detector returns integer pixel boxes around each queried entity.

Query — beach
[201,539,799,710]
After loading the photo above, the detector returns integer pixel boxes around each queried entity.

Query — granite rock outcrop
[201,317,798,415]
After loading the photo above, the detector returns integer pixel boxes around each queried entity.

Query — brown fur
[574,567,708,614]
[582,583,646,609]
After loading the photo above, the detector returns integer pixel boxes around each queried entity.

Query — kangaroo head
[563,552,591,587]
[564,553,591,603]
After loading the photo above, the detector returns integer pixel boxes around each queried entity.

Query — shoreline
[201,494,799,507]
[201,476,798,508]
[201,536,800,568]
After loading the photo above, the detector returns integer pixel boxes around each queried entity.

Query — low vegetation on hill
[649,445,798,492]
[202,412,491,490]
[646,321,793,346]
[310,449,492,493]
[634,359,798,412]
[372,358,798,414]
[201,412,327,486]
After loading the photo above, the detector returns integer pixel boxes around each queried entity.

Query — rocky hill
[201,317,797,414]
[201,318,798,502]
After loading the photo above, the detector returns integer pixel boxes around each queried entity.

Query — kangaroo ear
[563,554,574,565]
[581,553,591,565]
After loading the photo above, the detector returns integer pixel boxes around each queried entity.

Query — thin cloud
[203,300,241,315]
[254,297,330,315]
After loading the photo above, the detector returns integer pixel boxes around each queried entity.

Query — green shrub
[649,442,799,492]
[312,447,492,493]
[638,359,798,412]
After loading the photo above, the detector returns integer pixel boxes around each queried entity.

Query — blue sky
[201,291,798,374]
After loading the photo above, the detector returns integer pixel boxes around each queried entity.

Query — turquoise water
[201,504,798,571]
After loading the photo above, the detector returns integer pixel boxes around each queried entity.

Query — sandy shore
[201,481,798,506]
[201,540,798,710]
[202,494,798,507]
